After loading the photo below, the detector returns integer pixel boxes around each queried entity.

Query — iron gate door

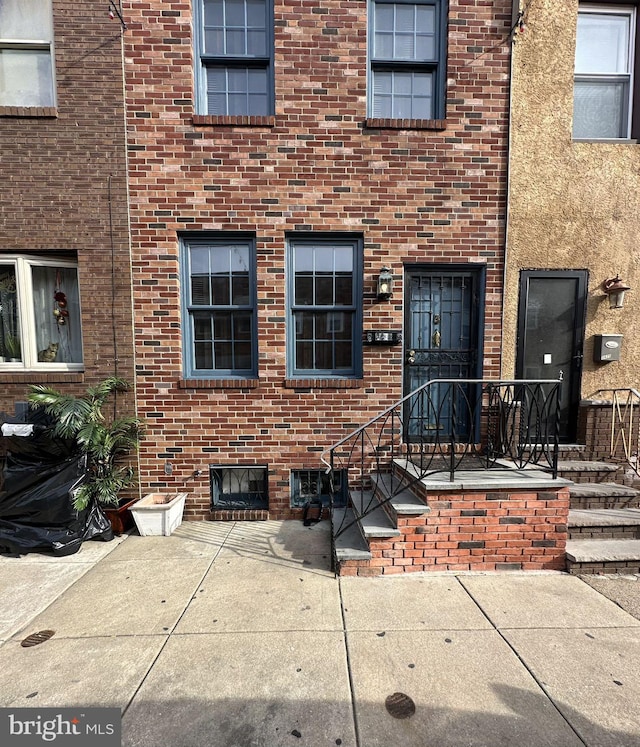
[404,267,484,440]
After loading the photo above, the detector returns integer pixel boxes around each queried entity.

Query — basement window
[290,469,347,508]
[210,465,268,509]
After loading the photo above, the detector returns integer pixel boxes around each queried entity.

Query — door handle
[406,349,416,364]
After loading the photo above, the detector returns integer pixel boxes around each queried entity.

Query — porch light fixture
[377,267,394,300]
[602,275,631,309]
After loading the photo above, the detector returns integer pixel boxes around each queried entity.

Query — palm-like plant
[27,377,143,511]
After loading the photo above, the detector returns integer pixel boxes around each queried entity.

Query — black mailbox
[593,334,622,363]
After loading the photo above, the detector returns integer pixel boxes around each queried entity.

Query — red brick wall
[338,487,570,576]
[124,0,512,518]
[0,1,135,421]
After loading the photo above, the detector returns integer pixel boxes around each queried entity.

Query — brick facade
[124,0,512,519]
[0,2,135,422]
[337,487,570,576]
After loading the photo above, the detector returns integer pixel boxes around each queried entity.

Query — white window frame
[574,3,636,140]
[0,256,83,371]
[0,0,56,108]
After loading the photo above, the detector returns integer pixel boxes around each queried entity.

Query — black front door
[516,270,587,443]
[404,267,484,440]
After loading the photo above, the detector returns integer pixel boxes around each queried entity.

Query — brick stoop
[566,482,640,574]
[557,460,620,484]
[333,461,570,576]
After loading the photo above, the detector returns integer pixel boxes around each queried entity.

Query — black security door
[404,267,484,440]
[516,271,587,443]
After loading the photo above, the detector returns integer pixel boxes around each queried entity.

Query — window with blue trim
[182,236,257,377]
[368,0,447,120]
[194,0,273,115]
[287,237,362,378]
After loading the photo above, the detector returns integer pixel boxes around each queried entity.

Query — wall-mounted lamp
[602,275,631,309]
[377,267,394,300]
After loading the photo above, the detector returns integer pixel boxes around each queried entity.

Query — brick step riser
[559,471,619,484]
[569,527,640,540]
[570,496,640,510]
[567,560,640,575]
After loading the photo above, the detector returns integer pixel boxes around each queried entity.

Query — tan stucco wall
[503,0,640,397]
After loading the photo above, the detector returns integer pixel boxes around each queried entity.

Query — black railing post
[450,382,456,481]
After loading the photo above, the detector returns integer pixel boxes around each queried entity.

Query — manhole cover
[385,692,416,719]
[21,630,55,648]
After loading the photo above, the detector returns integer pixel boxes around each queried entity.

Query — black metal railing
[321,378,562,540]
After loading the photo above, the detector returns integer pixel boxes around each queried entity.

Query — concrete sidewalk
[1,521,640,746]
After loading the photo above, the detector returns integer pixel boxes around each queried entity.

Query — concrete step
[350,490,401,538]
[568,508,640,539]
[332,507,371,563]
[558,460,620,484]
[566,538,640,575]
[569,482,640,510]
[371,473,431,516]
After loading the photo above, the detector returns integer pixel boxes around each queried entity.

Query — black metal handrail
[592,388,640,478]
[321,378,562,540]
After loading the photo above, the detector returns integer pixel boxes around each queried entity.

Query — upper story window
[181,236,257,378]
[0,256,83,370]
[287,237,362,378]
[0,0,55,108]
[573,4,637,139]
[194,0,273,116]
[368,0,447,120]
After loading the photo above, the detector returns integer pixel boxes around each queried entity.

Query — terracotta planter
[130,492,187,536]
[104,498,137,536]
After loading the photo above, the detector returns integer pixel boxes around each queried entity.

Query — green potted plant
[5,333,21,361]
[27,378,143,522]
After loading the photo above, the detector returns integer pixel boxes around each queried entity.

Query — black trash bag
[0,455,87,525]
[0,416,114,556]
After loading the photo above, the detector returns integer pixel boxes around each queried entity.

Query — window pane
[0,265,21,362]
[204,0,224,26]
[0,0,52,40]
[372,70,433,119]
[214,341,233,368]
[204,28,225,54]
[211,275,230,304]
[231,273,250,304]
[226,0,245,26]
[233,311,252,340]
[213,312,231,339]
[234,341,252,369]
[195,341,214,369]
[31,266,83,364]
[573,79,628,138]
[335,275,353,304]
[0,48,54,107]
[296,340,313,369]
[315,275,333,305]
[576,13,631,74]
[226,29,246,54]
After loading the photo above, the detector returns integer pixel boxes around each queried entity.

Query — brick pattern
[569,525,640,540]
[568,560,640,575]
[570,493,640,510]
[124,0,512,519]
[0,1,135,424]
[337,487,570,576]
